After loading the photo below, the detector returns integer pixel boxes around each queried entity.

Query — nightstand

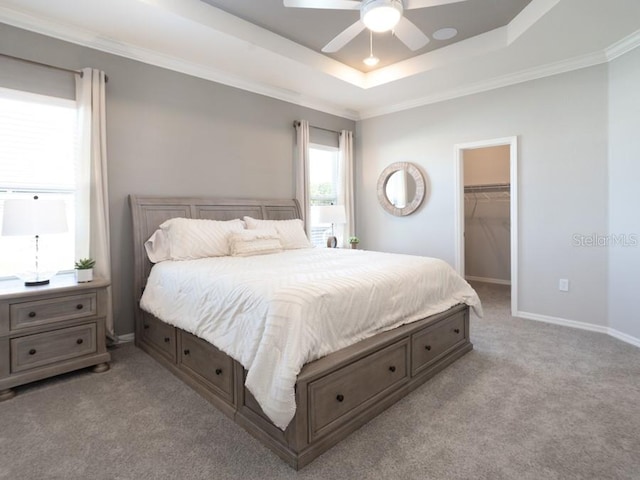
[0,274,111,401]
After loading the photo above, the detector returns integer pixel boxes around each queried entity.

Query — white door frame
[454,136,518,315]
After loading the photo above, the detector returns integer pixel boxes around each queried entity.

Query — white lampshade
[2,197,69,286]
[311,205,346,225]
[2,198,68,236]
[361,0,403,33]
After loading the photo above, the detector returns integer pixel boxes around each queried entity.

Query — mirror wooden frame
[377,162,426,216]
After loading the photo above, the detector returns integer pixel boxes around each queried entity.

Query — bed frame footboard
[137,304,471,469]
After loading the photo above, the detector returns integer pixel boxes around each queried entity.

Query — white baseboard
[516,310,640,348]
[608,328,640,348]
[115,333,135,344]
[466,275,511,286]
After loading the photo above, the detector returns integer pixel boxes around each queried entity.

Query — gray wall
[608,47,640,340]
[356,66,609,327]
[0,23,355,336]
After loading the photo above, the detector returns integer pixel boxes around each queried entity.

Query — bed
[130,195,480,469]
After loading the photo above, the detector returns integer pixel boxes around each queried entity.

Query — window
[308,144,340,247]
[0,87,78,279]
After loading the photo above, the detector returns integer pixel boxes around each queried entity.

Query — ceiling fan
[283,0,466,53]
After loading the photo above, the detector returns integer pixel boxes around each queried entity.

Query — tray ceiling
[201,0,533,71]
[0,0,639,119]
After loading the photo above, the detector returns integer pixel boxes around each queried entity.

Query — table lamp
[312,204,346,248]
[1,196,68,286]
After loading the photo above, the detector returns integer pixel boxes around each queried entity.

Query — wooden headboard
[129,195,302,335]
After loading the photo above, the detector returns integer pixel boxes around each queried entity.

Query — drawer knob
[29,349,37,355]
[389,365,396,372]
[454,328,460,334]
[183,349,190,356]
[336,394,344,402]
[164,337,170,343]
[425,345,432,351]
[215,368,223,376]
[28,311,36,318]
[76,338,84,345]
[76,304,84,310]
[143,324,149,330]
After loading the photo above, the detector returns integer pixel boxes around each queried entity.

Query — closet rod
[0,53,109,82]
[464,183,510,193]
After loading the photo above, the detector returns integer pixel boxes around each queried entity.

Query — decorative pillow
[159,217,245,260]
[144,229,171,263]
[229,229,283,257]
[243,217,311,250]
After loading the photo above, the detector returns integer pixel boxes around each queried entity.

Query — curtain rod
[0,53,109,82]
[293,120,343,136]
[1,52,82,76]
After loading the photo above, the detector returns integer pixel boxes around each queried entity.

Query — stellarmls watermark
[572,233,638,247]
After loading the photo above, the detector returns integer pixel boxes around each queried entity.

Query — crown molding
[605,28,640,62]
[358,49,608,119]
[0,5,360,121]
[1,3,637,122]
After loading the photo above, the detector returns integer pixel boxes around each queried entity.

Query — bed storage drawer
[11,323,97,373]
[411,310,466,376]
[10,293,97,330]
[308,338,409,441]
[179,332,234,402]
[141,313,176,361]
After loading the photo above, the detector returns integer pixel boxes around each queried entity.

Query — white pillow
[144,229,171,263]
[228,229,283,257]
[243,217,311,250]
[159,217,245,260]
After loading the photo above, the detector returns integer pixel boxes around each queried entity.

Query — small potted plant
[75,258,95,283]
[349,236,360,249]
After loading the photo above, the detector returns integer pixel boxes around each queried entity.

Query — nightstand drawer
[11,323,97,373]
[10,293,97,330]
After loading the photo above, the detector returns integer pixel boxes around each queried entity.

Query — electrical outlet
[559,279,569,292]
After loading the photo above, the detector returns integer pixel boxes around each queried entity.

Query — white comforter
[140,248,481,430]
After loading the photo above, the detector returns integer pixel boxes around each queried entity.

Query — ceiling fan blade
[404,0,467,9]
[284,0,361,9]
[393,17,429,51]
[322,20,366,53]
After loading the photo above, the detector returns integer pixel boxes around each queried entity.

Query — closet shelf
[464,183,510,193]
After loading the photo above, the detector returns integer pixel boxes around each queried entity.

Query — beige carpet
[1,282,639,480]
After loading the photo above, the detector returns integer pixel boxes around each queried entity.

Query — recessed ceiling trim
[0,0,554,93]
[507,0,560,44]
[358,49,608,119]
[364,27,507,88]
[1,1,638,122]
[136,0,367,87]
[0,4,361,120]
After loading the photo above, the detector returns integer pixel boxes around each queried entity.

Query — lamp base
[24,279,50,287]
[326,236,338,248]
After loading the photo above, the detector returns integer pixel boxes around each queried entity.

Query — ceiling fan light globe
[363,55,380,66]
[361,0,403,33]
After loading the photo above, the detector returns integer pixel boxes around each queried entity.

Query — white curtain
[339,130,355,247]
[76,68,115,340]
[295,120,311,234]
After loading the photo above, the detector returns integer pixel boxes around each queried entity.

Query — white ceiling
[0,0,639,120]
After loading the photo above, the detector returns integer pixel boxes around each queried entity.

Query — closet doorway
[454,137,518,315]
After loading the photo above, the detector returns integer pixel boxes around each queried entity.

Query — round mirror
[377,162,425,216]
